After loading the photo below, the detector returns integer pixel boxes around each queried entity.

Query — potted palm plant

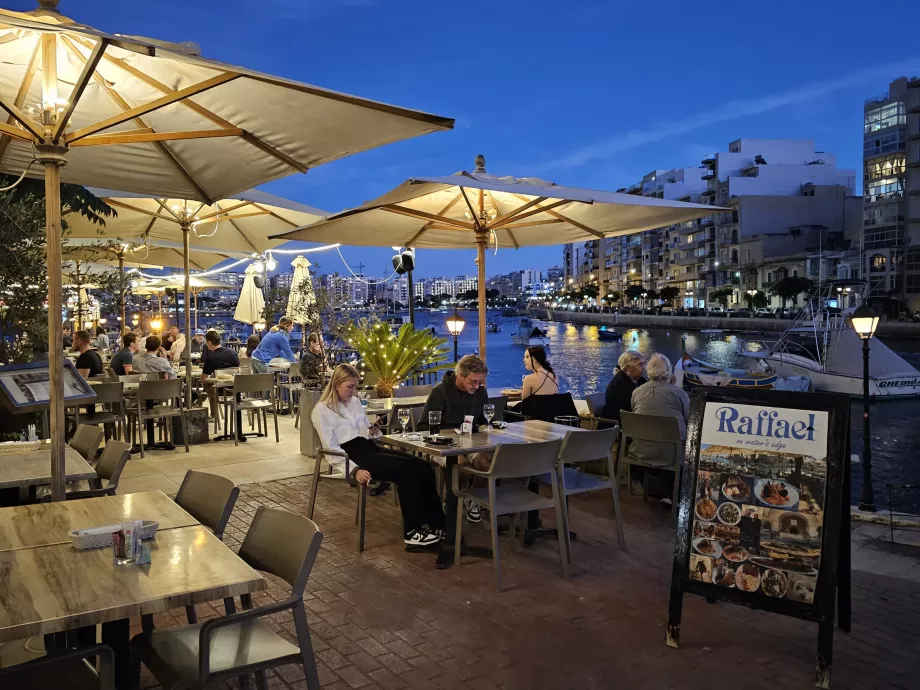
[345,319,451,398]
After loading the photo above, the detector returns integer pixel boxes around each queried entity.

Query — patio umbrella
[0,3,451,498]
[155,274,236,330]
[234,264,265,332]
[272,156,722,359]
[286,256,316,330]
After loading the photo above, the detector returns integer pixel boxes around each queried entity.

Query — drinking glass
[397,408,411,435]
[554,415,580,428]
[428,410,442,435]
[483,404,495,426]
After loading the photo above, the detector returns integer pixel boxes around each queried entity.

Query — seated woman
[521,346,559,399]
[600,351,646,423]
[311,364,445,547]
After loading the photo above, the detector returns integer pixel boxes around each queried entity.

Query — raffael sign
[703,403,828,457]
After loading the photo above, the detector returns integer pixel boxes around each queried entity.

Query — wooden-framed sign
[667,387,851,688]
[0,360,96,415]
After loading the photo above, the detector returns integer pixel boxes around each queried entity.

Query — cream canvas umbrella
[286,256,316,328]
[156,274,236,330]
[234,264,265,332]
[0,1,452,500]
[273,156,724,359]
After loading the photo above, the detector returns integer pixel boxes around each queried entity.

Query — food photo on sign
[688,403,829,604]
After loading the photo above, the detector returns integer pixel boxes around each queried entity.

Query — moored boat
[510,318,548,347]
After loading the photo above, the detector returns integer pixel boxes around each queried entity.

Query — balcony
[701,189,716,198]
[676,255,699,266]
[701,216,715,227]
[701,154,717,165]
[702,170,716,180]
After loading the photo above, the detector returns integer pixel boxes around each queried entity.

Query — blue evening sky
[16,0,920,278]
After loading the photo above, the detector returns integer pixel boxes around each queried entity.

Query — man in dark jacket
[420,355,489,430]
[600,351,646,422]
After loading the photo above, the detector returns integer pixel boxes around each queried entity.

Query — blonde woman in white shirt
[311,364,444,547]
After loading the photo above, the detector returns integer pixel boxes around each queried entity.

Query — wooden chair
[617,410,683,511]
[68,424,104,463]
[126,378,189,458]
[68,382,126,441]
[453,439,568,592]
[130,507,323,690]
[174,470,241,624]
[230,374,279,446]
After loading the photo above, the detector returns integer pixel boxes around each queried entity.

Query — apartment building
[908,78,920,307]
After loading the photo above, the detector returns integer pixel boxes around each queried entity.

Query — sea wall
[532,309,920,337]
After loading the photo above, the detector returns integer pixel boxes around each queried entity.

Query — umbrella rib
[247,202,303,227]
[406,192,465,246]
[68,128,243,147]
[156,199,183,223]
[458,188,479,225]
[498,218,564,229]
[60,36,212,203]
[0,37,40,163]
[489,199,571,229]
[0,92,42,141]
[510,194,604,238]
[380,204,473,229]
[65,72,241,144]
[196,201,252,222]
[52,38,108,143]
[487,196,545,228]
[0,121,35,142]
[70,36,310,174]
[105,199,182,224]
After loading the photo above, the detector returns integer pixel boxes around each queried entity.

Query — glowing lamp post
[445,308,466,363]
[851,304,879,512]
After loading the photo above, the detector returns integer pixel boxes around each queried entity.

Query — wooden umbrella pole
[118,252,126,333]
[182,223,193,405]
[476,230,487,361]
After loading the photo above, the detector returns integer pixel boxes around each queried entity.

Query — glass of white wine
[483,404,495,427]
[397,408,411,435]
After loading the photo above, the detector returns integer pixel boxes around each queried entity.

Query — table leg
[101,617,130,689]
[436,456,492,569]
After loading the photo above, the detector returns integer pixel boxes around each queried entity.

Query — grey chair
[583,391,619,430]
[230,374,279,446]
[126,378,190,458]
[486,395,508,422]
[385,402,425,435]
[394,384,432,398]
[130,507,323,690]
[534,428,626,558]
[0,644,114,690]
[174,470,241,624]
[309,431,369,552]
[68,424,104,463]
[62,440,131,500]
[453,439,568,592]
[616,410,683,508]
[68,382,126,441]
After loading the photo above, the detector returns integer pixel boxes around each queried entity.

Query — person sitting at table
[110,332,137,375]
[628,353,690,508]
[300,332,327,384]
[521,346,558,399]
[62,325,73,349]
[312,364,445,547]
[250,316,297,374]
[92,326,110,350]
[600,351,646,423]
[190,329,206,355]
[199,330,240,380]
[73,330,103,379]
[166,328,186,362]
[132,336,176,379]
[245,333,261,358]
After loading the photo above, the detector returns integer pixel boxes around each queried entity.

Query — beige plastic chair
[62,441,131,500]
[174,470,241,624]
[130,507,324,690]
[309,431,369,552]
[617,410,683,508]
[394,384,432,398]
[534,428,626,558]
[126,378,190,458]
[230,374,279,446]
[454,439,568,592]
[68,424,104,462]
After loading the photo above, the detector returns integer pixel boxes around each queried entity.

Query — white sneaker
[404,527,440,547]
[464,499,482,523]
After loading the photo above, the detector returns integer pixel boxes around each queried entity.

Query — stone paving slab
[120,474,919,690]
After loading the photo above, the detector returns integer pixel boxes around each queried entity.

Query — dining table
[363,395,429,419]
[0,490,265,688]
[0,443,96,498]
[378,419,581,569]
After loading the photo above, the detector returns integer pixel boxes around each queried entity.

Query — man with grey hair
[629,353,690,507]
[600,350,646,422]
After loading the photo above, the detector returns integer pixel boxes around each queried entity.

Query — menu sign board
[0,360,96,415]
[667,388,850,689]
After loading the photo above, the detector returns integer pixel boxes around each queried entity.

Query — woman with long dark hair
[521,345,558,399]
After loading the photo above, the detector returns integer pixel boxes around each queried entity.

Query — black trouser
[341,437,445,533]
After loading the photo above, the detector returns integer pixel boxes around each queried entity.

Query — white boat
[739,280,920,398]
[510,318,548,347]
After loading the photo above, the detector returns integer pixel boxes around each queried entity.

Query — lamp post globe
[445,308,466,363]
[851,303,879,512]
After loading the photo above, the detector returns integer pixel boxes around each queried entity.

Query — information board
[667,388,850,688]
[0,360,96,415]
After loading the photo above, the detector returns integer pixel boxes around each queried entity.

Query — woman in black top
[600,351,646,422]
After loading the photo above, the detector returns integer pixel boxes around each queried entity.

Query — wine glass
[483,404,495,427]
[397,408,411,435]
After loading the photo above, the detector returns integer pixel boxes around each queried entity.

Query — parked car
[754,308,775,318]
[729,309,752,318]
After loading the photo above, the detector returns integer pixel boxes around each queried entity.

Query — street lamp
[851,304,880,512]
[445,308,466,363]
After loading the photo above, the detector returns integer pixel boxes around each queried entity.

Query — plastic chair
[230,374,279,446]
[617,410,683,509]
[486,395,508,422]
[0,644,114,690]
[68,424,104,462]
[130,507,324,690]
[126,378,189,458]
[582,391,619,430]
[385,402,425,435]
[174,470,241,624]
[394,384,432,398]
[453,439,568,592]
[533,428,626,558]
[68,382,126,441]
[61,440,131,500]
[309,430,369,552]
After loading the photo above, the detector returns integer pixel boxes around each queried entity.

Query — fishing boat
[738,280,920,398]
[682,357,810,391]
[597,326,621,341]
[510,318,548,347]
[486,321,502,333]
[700,328,723,334]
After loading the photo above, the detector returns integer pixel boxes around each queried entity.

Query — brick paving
[136,475,920,690]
